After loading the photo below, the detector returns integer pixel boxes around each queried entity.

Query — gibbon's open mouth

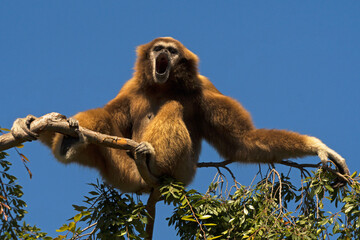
[156,53,169,75]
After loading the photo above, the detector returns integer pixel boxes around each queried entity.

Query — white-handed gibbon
[12,37,349,192]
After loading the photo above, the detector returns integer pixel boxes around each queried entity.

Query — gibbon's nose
[156,52,169,74]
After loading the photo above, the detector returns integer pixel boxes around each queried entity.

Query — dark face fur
[150,41,180,84]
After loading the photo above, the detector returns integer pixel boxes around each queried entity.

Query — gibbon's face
[150,41,180,84]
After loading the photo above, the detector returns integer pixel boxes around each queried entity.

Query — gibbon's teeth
[156,53,169,74]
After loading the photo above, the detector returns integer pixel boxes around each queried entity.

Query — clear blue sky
[1,1,359,239]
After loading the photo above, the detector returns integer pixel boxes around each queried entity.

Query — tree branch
[0,112,138,152]
[197,159,349,187]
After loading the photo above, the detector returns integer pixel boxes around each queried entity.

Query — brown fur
[39,37,345,193]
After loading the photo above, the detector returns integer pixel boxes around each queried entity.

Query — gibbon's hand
[65,117,87,143]
[67,117,79,129]
[11,115,39,141]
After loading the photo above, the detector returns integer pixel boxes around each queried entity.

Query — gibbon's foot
[134,142,159,187]
[135,142,155,159]
[317,148,349,176]
[134,142,156,169]
[316,146,349,188]
[11,115,39,141]
[309,137,349,176]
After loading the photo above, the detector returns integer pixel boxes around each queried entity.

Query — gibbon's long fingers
[67,117,79,128]
[66,117,87,143]
[134,142,159,187]
[318,147,350,175]
[135,142,155,156]
[11,115,39,141]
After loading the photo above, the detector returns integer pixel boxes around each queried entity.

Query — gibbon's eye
[153,45,164,52]
[167,47,178,54]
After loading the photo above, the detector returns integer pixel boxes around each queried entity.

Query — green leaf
[56,225,69,232]
[325,184,334,192]
[203,223,217,226]
[314,186,322,195]
[344,204,355,214]
[333,222,340,234]
[181,216,197,222]
[73,213,82,222]
[198,215,212,220]
[69,222,76,232]
[244,207,249,215]
[208,235,223,240]
[72,205,87,211]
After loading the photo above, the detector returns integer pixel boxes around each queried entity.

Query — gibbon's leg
[139,101,195,185]
[200,90,350,176]
[239,129,349,174]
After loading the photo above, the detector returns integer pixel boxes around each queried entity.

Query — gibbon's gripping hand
[59,117,86,156]
[135,142,155,162]
[134,141,161,187]
[134,142,156,173]
[11,115,39,141]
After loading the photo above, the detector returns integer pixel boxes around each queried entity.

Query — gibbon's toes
[318,148,349,188]
[327,150,350,175]
[135,142,155,156]
[11,116,38,141]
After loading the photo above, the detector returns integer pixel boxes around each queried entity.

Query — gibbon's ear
[180,43,199,65]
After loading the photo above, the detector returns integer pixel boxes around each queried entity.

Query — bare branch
[145,188,161,240]
[197,160,233,168]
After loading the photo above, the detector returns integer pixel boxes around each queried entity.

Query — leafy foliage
[161,169,360,239]
[55,181,148,240]
[0,150,50,239]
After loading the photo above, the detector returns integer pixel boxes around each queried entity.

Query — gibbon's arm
[42,94,132,168]
[48,108,119,167]
[200,89,349,175]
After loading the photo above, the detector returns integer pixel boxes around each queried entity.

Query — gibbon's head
[135,37,199,88]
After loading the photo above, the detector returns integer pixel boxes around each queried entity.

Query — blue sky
[1,1,360,239]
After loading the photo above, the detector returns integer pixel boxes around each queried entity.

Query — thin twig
[184,194,207,240]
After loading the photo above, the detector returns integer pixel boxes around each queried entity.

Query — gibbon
[12,37,349,192]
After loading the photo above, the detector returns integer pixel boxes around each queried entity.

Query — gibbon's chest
[130,97,194,142]
[130,98,166,141]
